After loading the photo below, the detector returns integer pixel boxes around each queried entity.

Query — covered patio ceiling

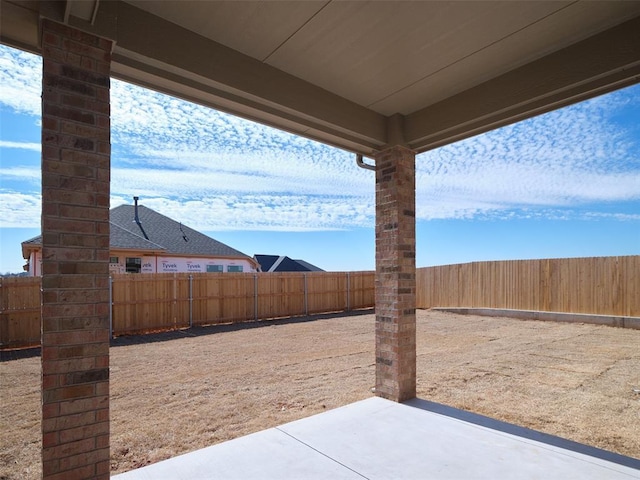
[2,0,640,156]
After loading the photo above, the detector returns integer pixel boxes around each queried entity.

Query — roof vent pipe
[133,196,149,239]
[133,196,140,223]
[356,154,375,171]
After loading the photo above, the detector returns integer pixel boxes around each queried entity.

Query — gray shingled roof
[254,254,324,272]
[109,222,166,251]
[22,204,253,261]
[21,235,41,246]
[109,205,250,258]
[21,226,164,253]
[293,259,324,272]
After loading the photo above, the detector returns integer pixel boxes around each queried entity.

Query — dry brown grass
[1,310,639,479]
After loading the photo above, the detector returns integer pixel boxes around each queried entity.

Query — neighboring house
[22,198,259,275]
[254,254,324,273]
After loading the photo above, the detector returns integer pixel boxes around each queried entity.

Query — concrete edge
[404,398,640,470]
[430,308,640,330]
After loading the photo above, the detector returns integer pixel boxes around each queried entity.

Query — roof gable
[293,259,323,272]
[255,254,324,272]
[22,204,254,261]
[21,226,164,254]
[110,204,251,258]
[254,254,278,271]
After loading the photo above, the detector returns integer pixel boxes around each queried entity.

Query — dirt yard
[1,310,639,479]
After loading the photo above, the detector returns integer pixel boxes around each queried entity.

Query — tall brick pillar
[40,19,112,480]
[374,145,417,402]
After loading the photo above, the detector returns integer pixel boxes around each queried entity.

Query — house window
[206,265,224,273]
[109,256,119,264]
[227,265,243,273]
[126,257,142,273]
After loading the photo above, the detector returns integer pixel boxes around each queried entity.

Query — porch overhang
[1,0,639,155]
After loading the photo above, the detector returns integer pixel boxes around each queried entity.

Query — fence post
[172,273,177,329]
[346,272,350,311]
[109,276,113,339]
[254,274,258,321]
[304,273,308,316]
[189,274,193,328]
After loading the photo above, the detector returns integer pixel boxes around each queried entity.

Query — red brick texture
[41,19,112,480]
[374,146,417,402]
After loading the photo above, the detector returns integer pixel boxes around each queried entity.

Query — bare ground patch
[1,310,638,479]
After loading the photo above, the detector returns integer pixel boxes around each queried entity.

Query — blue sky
[1,44,639,273]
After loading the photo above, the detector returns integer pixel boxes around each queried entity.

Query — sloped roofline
[21,204,258,269]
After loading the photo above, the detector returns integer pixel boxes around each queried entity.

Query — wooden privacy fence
[0,271,374,349]
[0,276,41,349]
[4,256,638,349]
[417,255,639,317]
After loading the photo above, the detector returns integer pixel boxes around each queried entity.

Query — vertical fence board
[223,273,254,323]
[257,273,305,320]
[0,277,41,348]
[306,272,345,314]
[192,273,222,326]
[349,271,375,309]
[415,256,639,317]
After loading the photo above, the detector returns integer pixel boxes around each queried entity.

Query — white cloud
[0,166,41,182]
[0,192,41,227]
[123,195,373,232]
[0,140,41,151]
[0,43,639,233]
[415,89,640,219]
[583,212,640,222]
[0,48,41,115]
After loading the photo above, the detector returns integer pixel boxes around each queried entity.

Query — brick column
[41,19,112,480]
[374,145,416,402]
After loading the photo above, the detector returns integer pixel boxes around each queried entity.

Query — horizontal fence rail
[416,255,639,317]
[1,271,375,349]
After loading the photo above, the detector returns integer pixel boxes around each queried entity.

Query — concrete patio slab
[113,397,640,480]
